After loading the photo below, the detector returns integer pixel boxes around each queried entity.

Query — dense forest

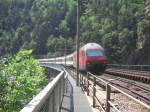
[0,0,150,64]
[0,0,149,111]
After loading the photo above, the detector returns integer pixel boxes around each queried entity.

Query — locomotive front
[84,43,108,73]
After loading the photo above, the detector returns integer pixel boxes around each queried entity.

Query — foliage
[79,0,150,64]
[0,0,75,56]
[0,50,48,112]
[0,0,149,64]
[1,0,149,111]
[46,35,74,57]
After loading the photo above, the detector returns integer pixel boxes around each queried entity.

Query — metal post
[52,89,55,112]
[83,76,85,86]
[80,73,82,86]
[81,75,83,86]
[48,93,53,112]
[65,40,66,66]
[87,73,89,96]
[55,46,56,64]
[73,69,75,79]
[74,69,76,79]
[59,78,62,110]
[72,69,73,79]
[140,66,142,71]
[76,0,80,86]
[84,77,86,87]
[63,73,65,94]
[79,73,81,86]
[93,77,96,107]
[56,84,58,111]
[106,83,111,112]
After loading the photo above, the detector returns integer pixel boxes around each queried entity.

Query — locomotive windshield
[86,49,104,57]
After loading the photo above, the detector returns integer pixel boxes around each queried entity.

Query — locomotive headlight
[86,61,91,65]
[103,60,108,64]
[87,62,90,65]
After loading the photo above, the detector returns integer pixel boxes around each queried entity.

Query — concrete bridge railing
[20,66,67,112]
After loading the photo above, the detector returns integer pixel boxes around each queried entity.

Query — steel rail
[106,68,150,78]
[107,64,150,71]
[86,72,150,111]
[98,74,150,104]
[105,69,150,83]
[109,83,150,110]
[65,67,150,111]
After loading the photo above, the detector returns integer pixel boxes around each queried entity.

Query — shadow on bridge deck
[60,74,93,112]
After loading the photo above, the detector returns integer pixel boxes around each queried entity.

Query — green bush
[0,50,48,112]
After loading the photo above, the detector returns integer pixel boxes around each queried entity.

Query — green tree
[0,50,47,112]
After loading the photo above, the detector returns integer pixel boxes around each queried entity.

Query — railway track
[66,67,150,110]
[67,67,150,103]
[98,74,150,105]
[105,68,150,83]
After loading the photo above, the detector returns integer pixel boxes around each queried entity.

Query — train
[39,43,108,73]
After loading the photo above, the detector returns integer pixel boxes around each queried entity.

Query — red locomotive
[39,43,108,73]
[73,43,108,73]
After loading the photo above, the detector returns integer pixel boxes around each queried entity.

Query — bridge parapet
[20,65,67,112]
